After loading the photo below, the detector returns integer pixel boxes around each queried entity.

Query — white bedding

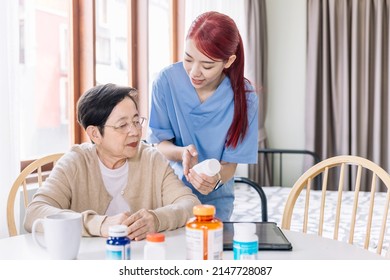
[231,185,390,256]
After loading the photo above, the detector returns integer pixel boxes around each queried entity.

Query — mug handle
[32,218,46,249]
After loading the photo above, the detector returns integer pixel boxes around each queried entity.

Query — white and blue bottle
[106,225,131,260]
[233,223,258,260]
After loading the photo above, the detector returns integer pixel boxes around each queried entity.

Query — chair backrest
[231,176,268,222]
[257,148,321,187]
[7,153,64,236]
[281,155,390,255]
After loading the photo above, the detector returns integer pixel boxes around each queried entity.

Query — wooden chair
[281,155,390,255]
[7,153,64,236]
[231,176,268,222]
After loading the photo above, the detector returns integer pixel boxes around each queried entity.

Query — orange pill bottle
[186,204,223,260]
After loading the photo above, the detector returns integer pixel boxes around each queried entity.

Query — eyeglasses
[104,117,147,134]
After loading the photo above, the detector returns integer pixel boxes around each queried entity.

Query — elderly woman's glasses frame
[104,117,147,134]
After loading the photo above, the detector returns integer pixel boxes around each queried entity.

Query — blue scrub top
[148,62,258,221]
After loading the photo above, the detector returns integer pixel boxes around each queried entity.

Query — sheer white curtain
[0,1,20,238]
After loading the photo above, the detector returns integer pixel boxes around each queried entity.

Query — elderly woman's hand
[123,209,157,241]
[100,210,157,240]
[100,212,131,237]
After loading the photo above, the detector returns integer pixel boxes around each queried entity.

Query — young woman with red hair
[148,11,258,221]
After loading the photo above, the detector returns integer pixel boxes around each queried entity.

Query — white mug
[32,212,82,260]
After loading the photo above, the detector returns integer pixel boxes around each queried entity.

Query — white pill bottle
[144,233,166,260]
[192,159,221,176]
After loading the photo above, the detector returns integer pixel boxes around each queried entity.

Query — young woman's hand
[182,144,198,178]
[187,170,221,195]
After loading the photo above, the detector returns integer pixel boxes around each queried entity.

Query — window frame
[20,0,184,171]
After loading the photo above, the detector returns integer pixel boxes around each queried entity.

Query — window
[2,0,185,239]
[17,0,71,160]
[95,0,128,86]
[148,0,171,101]
[15,0,182,163]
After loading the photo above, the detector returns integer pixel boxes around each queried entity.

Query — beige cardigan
[24,142,200,236]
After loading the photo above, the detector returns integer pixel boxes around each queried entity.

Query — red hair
[186,11,251,148]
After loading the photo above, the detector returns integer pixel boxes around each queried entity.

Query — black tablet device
[223,222,293,251]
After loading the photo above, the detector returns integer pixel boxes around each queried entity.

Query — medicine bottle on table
[186,204,223,260]
[144,233,166,260]
[106,225,131,260]
[233,223,258,260]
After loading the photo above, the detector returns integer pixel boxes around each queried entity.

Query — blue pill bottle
[106,225,131,260]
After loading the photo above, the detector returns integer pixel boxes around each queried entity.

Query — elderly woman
[24,83,200,240]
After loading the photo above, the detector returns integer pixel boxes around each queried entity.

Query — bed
[231,185,390,256]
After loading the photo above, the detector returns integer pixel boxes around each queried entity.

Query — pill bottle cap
[108,225,128,237]
[146,233,165,242]
[233,223,257,240]
[193,204,215,216]
[234,223,257,237]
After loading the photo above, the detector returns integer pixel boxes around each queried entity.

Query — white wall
[266,0,307,186]
[266,0,306,148]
